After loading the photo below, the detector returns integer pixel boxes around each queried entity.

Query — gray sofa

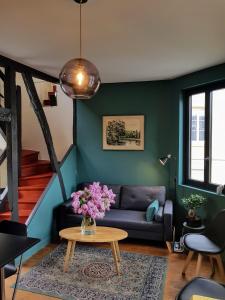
[56,183,173,248]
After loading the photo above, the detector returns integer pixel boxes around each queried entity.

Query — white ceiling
[1,0,225,83]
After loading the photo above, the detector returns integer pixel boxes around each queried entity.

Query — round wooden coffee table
[59,226,128,275]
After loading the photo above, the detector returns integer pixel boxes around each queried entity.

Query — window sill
[178,184,225,198]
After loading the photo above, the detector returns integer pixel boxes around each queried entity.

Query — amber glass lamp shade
[59,58,101,100]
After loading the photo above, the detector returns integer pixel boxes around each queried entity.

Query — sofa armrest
[163,200,173,241]
[61,199,73,209]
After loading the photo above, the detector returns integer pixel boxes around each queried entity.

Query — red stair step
[21,149,39,165]
[18,199,37,210]
[18,186,45,201]
[0,209,32,223]
[19,172,53,187]
[0,149,52,224]
[21,160,51,177]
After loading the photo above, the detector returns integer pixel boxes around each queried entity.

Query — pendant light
[59,0,101,100]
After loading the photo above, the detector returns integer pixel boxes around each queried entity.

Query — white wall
[17,74,73,161]
[44,86,74,160]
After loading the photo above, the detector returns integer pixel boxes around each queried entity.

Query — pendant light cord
[80,3,82,58]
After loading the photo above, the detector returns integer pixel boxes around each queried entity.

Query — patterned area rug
[17,244,167,300]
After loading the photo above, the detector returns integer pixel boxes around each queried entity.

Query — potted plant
[71,182,116,235]
[181,194,206,227]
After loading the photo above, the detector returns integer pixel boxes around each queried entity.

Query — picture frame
[102,115,144,150]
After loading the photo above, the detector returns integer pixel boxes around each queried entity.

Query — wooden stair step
[3,149,52,223]
[0,209,32,217]
[21,149,39,165]
[19,198,38,204]
[18,187,45,201]
[18,200,37,210]
[18,185,46,191]
[19,172,53,186]
[21,160,52,177]
[0,209,32,223]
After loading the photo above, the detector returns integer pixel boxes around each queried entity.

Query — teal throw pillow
[146,200,159,222]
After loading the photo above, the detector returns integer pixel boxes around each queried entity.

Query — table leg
[69,241,76,262]
[111,242,120,275]
[0,268,5,300]
[115,241,121,262]
[64,240,73,272]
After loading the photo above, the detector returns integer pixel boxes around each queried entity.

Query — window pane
[211,89,225,184]
[190,93,205,181]
[191,115,197,141]
[199,116,205,141]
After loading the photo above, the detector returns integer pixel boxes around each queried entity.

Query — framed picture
[103,115,144,150]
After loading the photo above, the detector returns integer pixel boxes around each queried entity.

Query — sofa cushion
[76,182,121,209]
[154,206,164,223]
[120,185,166,211]
[105,184,121,209]
[65,209,163,233]
[146,200,159,222]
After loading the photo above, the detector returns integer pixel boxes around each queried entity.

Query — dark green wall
[77,81,175,191]
[76,63,225,229]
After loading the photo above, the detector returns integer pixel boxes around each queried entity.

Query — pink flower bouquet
[71,182,116,219]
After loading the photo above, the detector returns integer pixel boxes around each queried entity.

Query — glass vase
[81,216,96,235]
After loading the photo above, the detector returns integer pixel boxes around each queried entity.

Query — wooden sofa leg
[166,241,172,253]
[215,255,225,280]
[182,251,194,275]
[196,254,203,276]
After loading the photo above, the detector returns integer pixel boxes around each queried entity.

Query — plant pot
[81,216,96,235]
[186,217,202,228]
[188,208,196,219]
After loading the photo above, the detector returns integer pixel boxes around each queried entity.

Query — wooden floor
[5,240,224,300]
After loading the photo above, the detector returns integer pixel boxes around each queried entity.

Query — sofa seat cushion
[103,210,163,232]
[65,209,163,233]
[120,185,166,211]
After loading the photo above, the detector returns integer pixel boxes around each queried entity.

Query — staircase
[0,149,53,223]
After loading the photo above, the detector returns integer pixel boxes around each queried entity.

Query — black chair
[176,277,225,300]
[182,209,225,279]
[0,220,27,278]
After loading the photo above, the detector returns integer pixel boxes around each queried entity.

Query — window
[191,115,197,141]
[191,115,205,142]
[184,81,225,191]
[199,116,205,141]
